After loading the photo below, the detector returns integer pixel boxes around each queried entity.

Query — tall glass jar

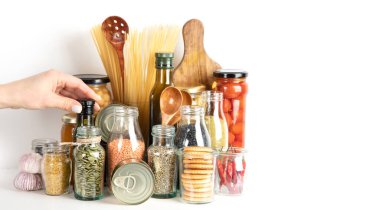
[74,126,105,201]
[201,91,228,151]
[174,106,211,149]
[41,145,71,196]
[148,125,177,198]
[213,70,248,148]
[107,106,145,190]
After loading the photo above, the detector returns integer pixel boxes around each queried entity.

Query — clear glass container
[74,126,105,200]
[107,106,145,191]
[41,145,71,196]
[174,106,211,149]
[201,91,228,151]
[177,84,206,106]
[178,147,216,204]
[32,138,58,156]
[213,70,248,148]
[148,125,177,198]
[215,148,246,195]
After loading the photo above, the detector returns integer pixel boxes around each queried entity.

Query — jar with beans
[107,106,145,191]
[213,70,248,148]
[74,74,112,112]
[74,126,105,201]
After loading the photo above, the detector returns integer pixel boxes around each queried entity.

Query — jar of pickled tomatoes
[213,70,248,148]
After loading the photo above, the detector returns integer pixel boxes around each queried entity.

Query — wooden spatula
[173,19,221,89]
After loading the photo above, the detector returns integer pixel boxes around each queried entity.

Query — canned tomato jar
[213,70,248,148]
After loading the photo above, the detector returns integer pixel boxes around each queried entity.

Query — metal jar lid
[213,69,248,78]
[111,158,154,205]
[95,103,129,142]
[74,74,110,85]
[61,113,76,124]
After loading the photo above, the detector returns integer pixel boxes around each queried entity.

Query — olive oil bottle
[73,99,95,141]
[149,53,174,146]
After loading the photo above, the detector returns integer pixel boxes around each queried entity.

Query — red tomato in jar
[240,81,248,95]
[234,133,245,147]
[231,99,240,123]
[232,140,243,148]
[225,112,232,127]
[231,122,244,135]
[236,110,245,123]
[235,95,246,111]
[223,99,232,112]
[228,132,235,145]
[219,83,242,99]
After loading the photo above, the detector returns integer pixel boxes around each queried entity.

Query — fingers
[60,73,101,102]
[48,94,82,113]
[59,89,100,112]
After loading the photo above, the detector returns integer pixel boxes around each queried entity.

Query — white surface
[1,169,251,209]
[0,0,380,209]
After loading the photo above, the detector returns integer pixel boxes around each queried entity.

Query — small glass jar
[215,148,246,195]
[174,106,211,149]
[74,74,112,112]
[201,91,228,151]
[148,125,177,198]
[213,70,248,148]
[61,113,77,143]
[32,138,58,156]
[177,84,206,106]
[178,147,216,204]
[41,145,71,196]
[107,106,145,191]
[74,126,105,200]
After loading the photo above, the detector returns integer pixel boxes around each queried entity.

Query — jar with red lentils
[213,70,248,148]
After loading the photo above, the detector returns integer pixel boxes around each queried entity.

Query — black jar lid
[213,69,248,78]
[74,74,110,85]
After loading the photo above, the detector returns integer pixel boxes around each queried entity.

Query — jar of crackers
[178,146,216,204]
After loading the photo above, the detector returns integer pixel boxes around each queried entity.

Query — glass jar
[177,84,206,106]
[41,145,71,196]
[201,91,228,151]
[74,126,105,200]
[74,74,112,112]
[213,70,248,148]
[148,125,177,198]
[178,147,216,204]
[61,113,76,143]
[174,106,211,149]
[107,106,145,190]
[32,138,58,156]
[215,148,246,195]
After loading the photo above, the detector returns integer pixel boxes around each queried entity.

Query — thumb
[48,94,82,113]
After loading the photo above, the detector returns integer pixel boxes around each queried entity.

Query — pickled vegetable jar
[74,74,112,112]
[213,70,248,148]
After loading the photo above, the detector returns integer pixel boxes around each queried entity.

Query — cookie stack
[180,146,215,203]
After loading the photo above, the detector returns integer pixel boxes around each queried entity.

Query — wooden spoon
[173,19,222,89]
[160,87,183,125]
[168,90,192,125]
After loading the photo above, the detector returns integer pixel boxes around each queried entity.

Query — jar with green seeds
[74,126,105,201]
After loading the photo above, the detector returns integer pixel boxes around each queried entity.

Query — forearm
[0,82,23,109]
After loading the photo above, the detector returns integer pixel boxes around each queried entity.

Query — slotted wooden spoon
[173,19,221,89]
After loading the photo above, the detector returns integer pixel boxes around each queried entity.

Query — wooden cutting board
[173,19,221,89]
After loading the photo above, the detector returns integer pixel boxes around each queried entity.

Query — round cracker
[182,194,213,202]
[184,169,213,175]
[183,182,212,190]
[183,190,213,198]
[181,178,211,184]
[184,146,213,153]
[183,159,213,164]
[184,154,213,160]
[181,173,210,180]
[184,164,214,170]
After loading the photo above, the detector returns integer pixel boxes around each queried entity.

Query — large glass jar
[213,70,248,148]
[74,74,112,112]
[107,106,145,190]
[201,91,228,151]
[148,125,177,198]
[174,105,211,149]
[41,145,71,196]
[74,126,105,201]
[61,113,76,143]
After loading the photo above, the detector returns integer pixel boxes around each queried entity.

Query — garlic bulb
[14,172,43,191]
[19,153,42,173]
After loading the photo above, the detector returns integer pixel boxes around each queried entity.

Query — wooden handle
[182,19,205,54]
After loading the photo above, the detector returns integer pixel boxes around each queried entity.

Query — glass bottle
[148,125,177,198]
[213,70,248,148]
[74,126,105,200]
[149,52,174,147]
[41,145,71,196]
[201,91,228,151]
[73,99,95,141]
[174,105,211,149]
[61,113,77,143]
[107,106,145,191]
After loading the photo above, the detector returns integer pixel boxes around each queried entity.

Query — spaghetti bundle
[91,24,180,142]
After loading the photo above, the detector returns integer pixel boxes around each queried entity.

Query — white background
[0,0,379,209]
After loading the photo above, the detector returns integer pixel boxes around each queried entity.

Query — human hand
[0,70,101,113]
